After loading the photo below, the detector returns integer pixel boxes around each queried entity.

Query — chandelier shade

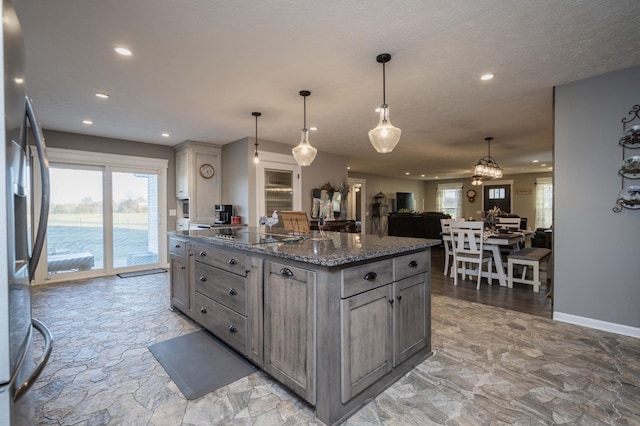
[471,175,483,186]
[472,137,503,179]
[252,112,261,164]
[292,90,317,166]
[369,53,401,153]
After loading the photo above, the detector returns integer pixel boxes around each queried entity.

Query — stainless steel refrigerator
[0,0,52,424]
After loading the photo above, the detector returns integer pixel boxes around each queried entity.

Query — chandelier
[473,137,503,179]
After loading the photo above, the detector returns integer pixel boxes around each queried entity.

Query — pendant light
[292,90,317,166]
[471,175,483,186]
[252,112,261,164]
[368,53,401,153]
[473,137,503,179]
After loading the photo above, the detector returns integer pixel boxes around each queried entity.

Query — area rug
[117,268,167,278]
[148,330,257,400]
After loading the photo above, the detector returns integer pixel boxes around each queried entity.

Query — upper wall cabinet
[175,141,222,222]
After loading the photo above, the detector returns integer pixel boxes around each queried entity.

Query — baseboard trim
[553,312,640,338]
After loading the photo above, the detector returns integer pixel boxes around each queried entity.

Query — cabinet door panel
[394,273,427,366]
[170,255,190,315]
[264,262,316,404]
[341,284,392,403]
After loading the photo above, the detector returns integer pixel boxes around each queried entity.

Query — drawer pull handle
[363,272,377,281]
[228,258,237,265]
[228,288,237,296]
[174,243,181,248]
[388,298,394,305]
[200,307,207,314]
[397,295,402,301]
[228,325,237,333]
[199,276,206,282]
[408,260,418,268]
[280,267,294,277]
[181,266,186,270]
[199,250,207,257]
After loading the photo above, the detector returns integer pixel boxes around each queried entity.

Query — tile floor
[30,273,640,425]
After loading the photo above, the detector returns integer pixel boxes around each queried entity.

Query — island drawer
[393,251,430,281]
[341,259,393,298]
[195,262,246,315]
[169,237,188,258]
[195,292,247,356]
[194,244,247,276]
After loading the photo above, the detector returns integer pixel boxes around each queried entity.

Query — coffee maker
[214,204,233,224]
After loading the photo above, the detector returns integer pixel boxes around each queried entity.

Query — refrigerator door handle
[13,318,53,402]
[24,96,50,281]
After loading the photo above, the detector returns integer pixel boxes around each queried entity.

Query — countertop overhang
[168,227,439,267]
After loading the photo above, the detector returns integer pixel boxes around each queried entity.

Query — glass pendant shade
[471,175,483,186]
[368,105,401,153]
[292,129,317,166]
[292,90,316,166]
[252,111,261,165]
[253,151,259,164]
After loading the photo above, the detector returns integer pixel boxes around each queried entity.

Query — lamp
[252,112,261,164]
[473,137,503,179]
[369,53,401,153]
[471,175,483,186]
[292,90,317,166]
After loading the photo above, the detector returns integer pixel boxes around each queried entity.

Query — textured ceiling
[13,0,640,180]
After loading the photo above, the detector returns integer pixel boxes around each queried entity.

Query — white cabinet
[174,141,222,223]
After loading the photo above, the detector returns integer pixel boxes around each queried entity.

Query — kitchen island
[167,227,439,425]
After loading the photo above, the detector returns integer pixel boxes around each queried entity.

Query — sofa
[388,212,451,240]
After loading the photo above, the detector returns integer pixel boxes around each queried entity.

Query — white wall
[554,65,640,336]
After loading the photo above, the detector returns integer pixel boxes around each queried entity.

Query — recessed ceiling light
[481,73,494,81]
[421,174,425,177]
[162,133,170,138]
[95,92,109,99]
[541,163,547,167]
[434,176,439,179]
[309,127,318,131]
[14,77,24,84]
[532,160,539,163]
[405,172,410,176]
[548,167,553,170]
[347,166,351,170]
[82,119,93,125]
[114,46,132,56]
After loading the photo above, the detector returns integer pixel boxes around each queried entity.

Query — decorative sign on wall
[516,188,532,195]
[613,104,640,212]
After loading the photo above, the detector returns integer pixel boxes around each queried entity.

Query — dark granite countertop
[168,227,439,267]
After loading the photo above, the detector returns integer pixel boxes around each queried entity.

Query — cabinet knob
[280,267,294,277]
[199,251,207,257]
[174,243,181,248]
[200,307,207,314]
[363,272,377,281]
[228,325,237,333]
[228,258,237,265]
[408,260,418,268]
[199,276,206,282]
[228,288,237,296]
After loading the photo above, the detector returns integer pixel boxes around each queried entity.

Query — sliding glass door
[31,148,168,284]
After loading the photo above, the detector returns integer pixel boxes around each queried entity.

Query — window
[535,177,553,228]
[436,183,463,218]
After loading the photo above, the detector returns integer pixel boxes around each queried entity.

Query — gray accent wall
[555,65,640,332]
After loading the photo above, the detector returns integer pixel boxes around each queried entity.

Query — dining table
[442,229,533,287]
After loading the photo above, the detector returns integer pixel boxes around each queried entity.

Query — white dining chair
[496,217,521,230]
[450,221,493,290]
[441,217,465,277]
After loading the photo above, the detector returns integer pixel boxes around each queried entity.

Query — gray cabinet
[169,237,192,316]
[194,244,252,357]
[340,284,393,403]
[264,261,316,405]
[393,251,430,366]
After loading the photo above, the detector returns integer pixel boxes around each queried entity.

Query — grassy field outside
[47,213,157,271]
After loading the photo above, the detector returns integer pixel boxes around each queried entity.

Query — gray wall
[555,65,640,332]
[42,130,178,230]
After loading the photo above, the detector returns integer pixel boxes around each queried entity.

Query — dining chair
[496,217,521,230]
[440,218,465,276]
[450,221,493,290]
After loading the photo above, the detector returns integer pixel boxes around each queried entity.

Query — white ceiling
[14,0,640,180]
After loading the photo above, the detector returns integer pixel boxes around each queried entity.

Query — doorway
[31,148,168,284]
[483,181,513,213]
